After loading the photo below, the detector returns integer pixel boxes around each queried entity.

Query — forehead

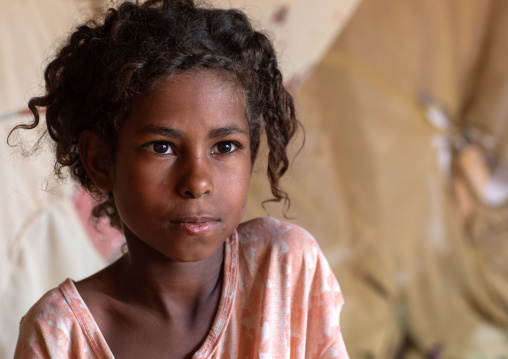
[125,69,248,132]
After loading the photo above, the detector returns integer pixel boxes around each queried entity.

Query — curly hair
[11,0,300,229]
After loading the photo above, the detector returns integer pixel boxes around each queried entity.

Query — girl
[13,0,348,358]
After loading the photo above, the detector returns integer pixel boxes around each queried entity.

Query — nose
[175,155,213,199]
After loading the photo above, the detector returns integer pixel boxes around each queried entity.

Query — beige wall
[260,0,508,357]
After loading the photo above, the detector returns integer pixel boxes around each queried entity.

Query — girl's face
[111,70,251,262]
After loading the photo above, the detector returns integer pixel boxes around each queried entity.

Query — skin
[76,70,252,359]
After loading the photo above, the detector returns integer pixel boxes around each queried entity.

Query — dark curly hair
[10,0,300,229]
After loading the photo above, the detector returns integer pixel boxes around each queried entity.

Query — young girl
[13,0,348,358]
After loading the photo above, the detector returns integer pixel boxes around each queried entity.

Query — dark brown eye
[152,142,172,154]
[214,141,239,154]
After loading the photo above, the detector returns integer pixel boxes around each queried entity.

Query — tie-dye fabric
[15,217,348,358]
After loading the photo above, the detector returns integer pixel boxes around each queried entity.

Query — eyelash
[142,140,243,155]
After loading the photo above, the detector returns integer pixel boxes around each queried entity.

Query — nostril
[185,189,210,199]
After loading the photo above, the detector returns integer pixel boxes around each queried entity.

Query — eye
[212,141,241,154]
[145,141,174,155]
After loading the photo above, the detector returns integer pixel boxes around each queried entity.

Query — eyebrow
[137,125,184,138]
[208,125,248,139]
[137,124,248,139]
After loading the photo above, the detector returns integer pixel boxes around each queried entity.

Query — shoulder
[14,280,87,357]
[19,283,74,330]
[236,217,343,303]
[234,218,347,357]
[237,216,318,254]
[236,217,329,281]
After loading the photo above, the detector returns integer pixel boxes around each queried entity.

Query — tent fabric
[221,0,361,83]
[262,0,508,357]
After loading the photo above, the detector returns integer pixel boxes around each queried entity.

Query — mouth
[169,217,221,235]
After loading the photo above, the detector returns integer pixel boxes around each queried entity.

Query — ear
[78,130,114,191]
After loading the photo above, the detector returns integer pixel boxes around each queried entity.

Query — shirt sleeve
[306,243,349,359]
[13,288,93,359]
[272,219,349,359]
[320,334,349,359]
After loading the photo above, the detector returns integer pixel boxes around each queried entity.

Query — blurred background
[2,0,508,358]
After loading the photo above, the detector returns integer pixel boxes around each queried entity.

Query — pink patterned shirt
[15,217,348,358]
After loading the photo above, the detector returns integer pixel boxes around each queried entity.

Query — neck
[118,234,225,320]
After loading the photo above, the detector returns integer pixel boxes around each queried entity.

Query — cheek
[233,165,251,211]
[218,159,251,209]
[113,159,163,215]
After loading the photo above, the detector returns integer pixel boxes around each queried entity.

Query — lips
[169,217,221,235]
